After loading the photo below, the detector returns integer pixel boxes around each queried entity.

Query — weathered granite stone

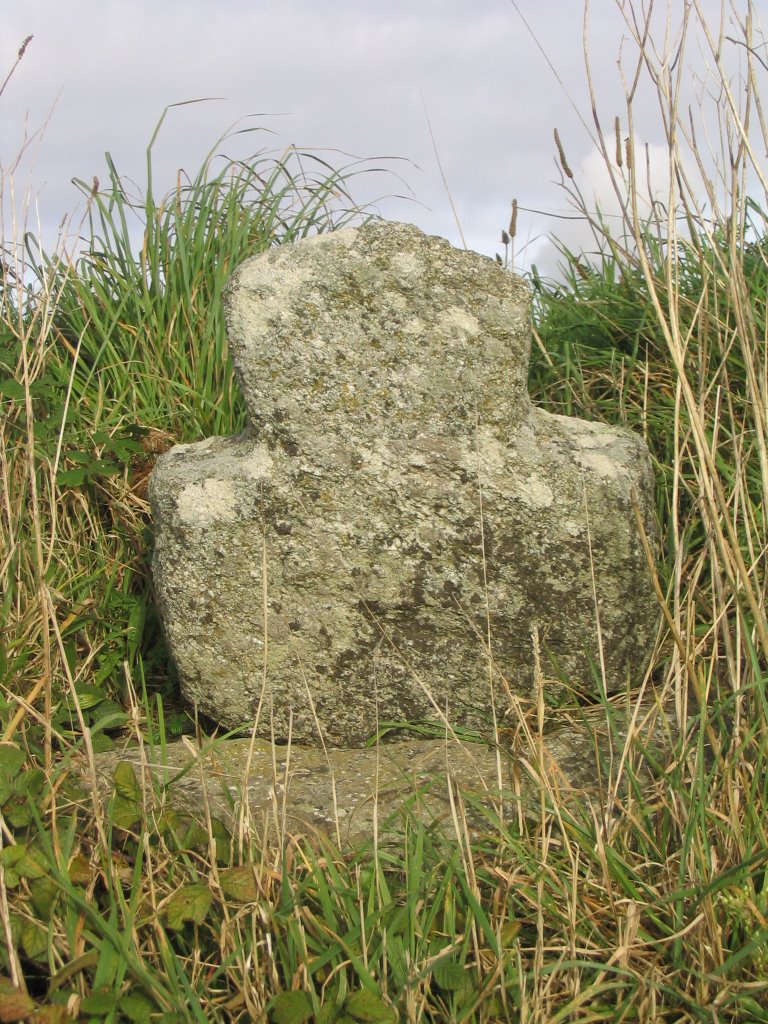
[149,221,658,746]
[90,699,676,850]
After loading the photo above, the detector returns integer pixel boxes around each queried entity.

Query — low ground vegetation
[2,3,768,1021]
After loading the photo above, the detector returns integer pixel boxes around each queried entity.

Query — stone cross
[149,222,658,746]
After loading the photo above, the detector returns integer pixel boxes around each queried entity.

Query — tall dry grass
[0,3,767,1021]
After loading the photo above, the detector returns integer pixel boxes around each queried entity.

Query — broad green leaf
[0,379,26,401]
[30,876,59,921]
[86,458,121,477]
[219,865,259,903]
[56,467,90,487]
[65,686,105,712]
[0,846,28,888]
[0,745,26,775]
[91,700,126,725]
[432,961,473,998]
[80,991,118,1016]
[32,418,59,443]
[19,768,45,800]
[111,794,142,831]
[58,457,120,484]
[19,847,47,881]
[67,450,96,465]
[107,436,143,460]
[316,1004,341,1024]
[267,991,313,1024]
[165,883,212,930]
[113,762,141,801]
[67,853,92,885]
[119,992,155,1023]
[18,916,48,960]
[3,798,34,830]
[343,990,396,1023]
[0,844,47,887]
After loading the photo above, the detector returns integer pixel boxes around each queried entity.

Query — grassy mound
[1,4,767,1021]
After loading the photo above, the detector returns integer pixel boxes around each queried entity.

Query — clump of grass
[2,2,768,1021]
[1,100,392,754]
[525,1,768,1014]
[24,104,390,441]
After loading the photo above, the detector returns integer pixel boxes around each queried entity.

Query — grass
[2,1,768,1021]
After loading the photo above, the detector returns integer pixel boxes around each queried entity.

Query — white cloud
[2,0,762,279]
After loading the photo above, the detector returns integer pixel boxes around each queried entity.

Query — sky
[1,0,763,279]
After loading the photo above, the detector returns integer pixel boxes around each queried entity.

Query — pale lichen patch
[437,306,482,339]
[576,447,628,480]
[177,478,238,527]
[517,474,555,509]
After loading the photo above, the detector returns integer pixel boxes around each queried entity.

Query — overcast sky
[1,0,762,279]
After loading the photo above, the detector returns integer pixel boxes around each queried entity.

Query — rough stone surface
[150,221,659,746]
[90,700,676,850]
